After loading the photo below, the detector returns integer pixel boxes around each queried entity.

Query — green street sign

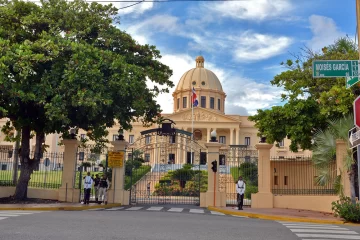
[313,60,358,78]
[346,76,360,88]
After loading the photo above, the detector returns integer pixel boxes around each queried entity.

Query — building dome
[175,56,223,92]
[172,56,226,114]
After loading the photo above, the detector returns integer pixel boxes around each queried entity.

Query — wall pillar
[58,139,81,202]
[229,128,234,145]
[200,142,226,207]
[207,128,211,143]
[336,140,351,197]
[251,143,274,208]
[107,140,130,205]
[236,129,240,145]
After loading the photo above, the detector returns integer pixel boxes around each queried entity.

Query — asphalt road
[0,208,360,240]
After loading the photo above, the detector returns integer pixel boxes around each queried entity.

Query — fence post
[58,139,81,202]
[107,140,129,205]
[336,139,351,197]
[251,143,274,208]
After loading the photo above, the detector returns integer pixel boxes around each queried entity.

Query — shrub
[332,196,360,223]
[245,185,258,200]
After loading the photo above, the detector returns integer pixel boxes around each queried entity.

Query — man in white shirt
[83,172,93,205]
[236,176,246,210]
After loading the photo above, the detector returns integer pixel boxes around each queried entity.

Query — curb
[0,203,122,211]
[207,206,360,226]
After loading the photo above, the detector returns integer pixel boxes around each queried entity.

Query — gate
[219,145,258,206]
[126,120,205,205]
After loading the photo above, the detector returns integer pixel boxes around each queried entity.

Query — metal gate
[219,145,258,206]
[126,120,205,205]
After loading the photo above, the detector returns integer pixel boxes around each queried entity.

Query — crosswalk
[85,205,242,217]
[278,221,360,239]
[0,211,44,222]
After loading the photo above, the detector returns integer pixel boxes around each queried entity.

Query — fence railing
[0,148,64,189]
[270,156,337,195]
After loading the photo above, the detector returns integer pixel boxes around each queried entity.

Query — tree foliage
[0,0,173,199]
[249,38,359,151]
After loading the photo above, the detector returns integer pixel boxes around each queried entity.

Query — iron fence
[270,156,337,195]
[0,148,64,189]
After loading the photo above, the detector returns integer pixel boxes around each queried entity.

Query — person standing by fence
[98,175,110,205]
[84,172,93,205]
[236,176,246,210]
[93,174,101,204]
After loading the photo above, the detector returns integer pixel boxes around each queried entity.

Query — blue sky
[113,0,356,115]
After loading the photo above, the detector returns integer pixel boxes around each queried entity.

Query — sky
[34,0,358,115]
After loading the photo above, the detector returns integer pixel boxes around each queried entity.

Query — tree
[249,37,359,151]
[0,0,173,200]
[312,114,356,201]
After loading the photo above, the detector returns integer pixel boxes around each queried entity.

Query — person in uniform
[98,175,110,205]
[236,176,246,210]
[93,174,101,204]
[83,172,93,205]
[147,182,151,198]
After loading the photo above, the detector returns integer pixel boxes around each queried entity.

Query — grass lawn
[0,170,63,188]
[124,165,151,190]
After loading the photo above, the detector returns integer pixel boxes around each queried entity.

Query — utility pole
[356,0,360,201]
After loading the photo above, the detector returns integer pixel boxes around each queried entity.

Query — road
[0,207,360,240]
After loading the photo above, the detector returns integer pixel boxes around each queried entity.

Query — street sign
[349,128,360,149]
[312,60,358,78]
[108,151,124,168]
[346,76,360,88]
[354,96,360,128]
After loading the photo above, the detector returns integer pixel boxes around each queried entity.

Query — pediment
[163,108,241,123]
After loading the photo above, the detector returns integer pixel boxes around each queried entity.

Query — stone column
[58,139,81,202]
[236,129,240,145]
[251,143,274,208]
[229,128,234,145]
[200,142,226,207]
[336,140,351,197]
[207,128,211,143]
[107,140,129,205]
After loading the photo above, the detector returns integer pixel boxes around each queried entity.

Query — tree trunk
[14,128,45,200]
[349,164,357,204]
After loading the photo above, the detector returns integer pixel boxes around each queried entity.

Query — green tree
[0,0,173,200]
[249,38,359,151]
[312,114,355,201]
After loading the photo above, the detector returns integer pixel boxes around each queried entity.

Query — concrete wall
[0,187,58,200]
[273,195,339,213]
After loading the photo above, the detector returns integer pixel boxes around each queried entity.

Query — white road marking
[0,217,8,220]
[296,234,360,239]
[285,226,347,230]
[0,214,23,217]
[105,207,124,211]
[210,211,225,215]
[147,207,163,211]
[189,209,204,214]
[87,208,104,211]
[231,215,248,218]
[290,229,357,234]
[167,208,183,212]
[125,207,143,211]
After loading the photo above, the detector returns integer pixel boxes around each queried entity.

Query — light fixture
[210,129,217,142]
[69,128,76,139]
[117,129,124,141]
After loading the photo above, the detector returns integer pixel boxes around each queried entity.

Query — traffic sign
[108,151,124,168]
[354,96,360,129]
[346,76,360,88]
[349,127,360,149]
[312,60,358,78]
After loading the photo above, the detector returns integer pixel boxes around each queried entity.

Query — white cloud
[233,31,293,61]
[308,15,344,50]
[205,0,292,21]
[127,14,179,35]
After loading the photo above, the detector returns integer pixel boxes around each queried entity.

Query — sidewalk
[0,203,122,211]
[208,206,351,225]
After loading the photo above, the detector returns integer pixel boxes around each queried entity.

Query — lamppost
[210,130,217,142]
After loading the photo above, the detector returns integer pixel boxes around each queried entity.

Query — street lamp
[69,128,76,139]
[210,130,217,142]
[117,129,124,141]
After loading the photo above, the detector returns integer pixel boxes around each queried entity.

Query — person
[236,176,246,210]
[147,182,151,198]
[93,174,101,203]
[83,172,93,205]
[98,175,110,205]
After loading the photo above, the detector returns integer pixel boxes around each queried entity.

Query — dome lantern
[196,56,205,68]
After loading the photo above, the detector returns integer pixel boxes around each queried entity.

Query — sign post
[108,151,124,168]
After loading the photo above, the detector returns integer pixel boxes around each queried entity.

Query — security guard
[236,176,246,210]
[98,175,110,205]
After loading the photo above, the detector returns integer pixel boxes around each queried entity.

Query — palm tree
[312,114,355,201]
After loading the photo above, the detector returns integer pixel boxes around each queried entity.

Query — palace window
[218,99,221,110]
[168,153,175,164]
[245,137,251,146]
[210,97,215,109]
[112,134,118,141]
[145,135,151,144]
[169,135,176,143]
[177,98,180,109]
[278,139,284,147]
[129,135,134,144]
[219,136,226,144]
[201,96,206,108]
[145,153,150,162]
[127,153,132,160]
[80,134,86,140]
[183,97,187,108]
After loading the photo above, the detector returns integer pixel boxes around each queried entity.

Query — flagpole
[191,94,194,165]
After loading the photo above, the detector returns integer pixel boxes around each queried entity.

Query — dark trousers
[84,188,91,204]
[237,193,244,210]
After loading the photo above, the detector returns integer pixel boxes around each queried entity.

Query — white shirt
[236,180,246,195]
[84,176,93,189]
